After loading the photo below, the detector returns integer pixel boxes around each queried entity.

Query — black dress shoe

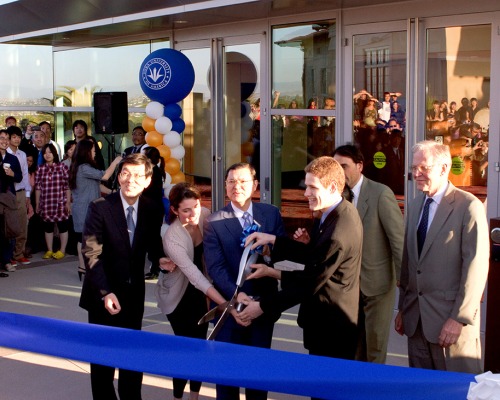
[0,272,9,278]
[144,272,159,280]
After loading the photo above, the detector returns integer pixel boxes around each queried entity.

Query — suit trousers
[407,319,483,374]
[215,317,274,400]
[88,305,143,400]
[356,285,396,364]
[13,190,28,259]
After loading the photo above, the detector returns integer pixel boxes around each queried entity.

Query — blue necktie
[417,198,433,256]
[126,206,135,246]
[242,212,253,229]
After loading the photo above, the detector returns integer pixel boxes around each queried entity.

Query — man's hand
[293,228,310,244]
[159,257,176,272]
[238,300,264,322]
[245,232,276,250]
[394,311,404,336]
[103,293,121,315]
[246,263,281,281]
[438,318,463,348]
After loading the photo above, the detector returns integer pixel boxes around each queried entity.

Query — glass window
[352,31,407,196]
[425,25,491,194]
[272,21,336,109]
[0,44,53,107]
[54,40,169,108]
[271,21,336,209]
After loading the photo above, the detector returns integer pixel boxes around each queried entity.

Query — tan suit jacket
[399,182,489,343]
[357,177,404,296]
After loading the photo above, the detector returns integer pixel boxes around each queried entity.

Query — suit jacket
[260,199,363,354]
[156,207,212,315]
[123,144,145,156]
[357,177,404,296]
[398,183,489,343]
[0,152,22,194]
[79,191,164,329]
[204,202,285,301]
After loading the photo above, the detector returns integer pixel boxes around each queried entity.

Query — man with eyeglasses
[203,162,284,400]
[395,140,488,374]
[80,154,170,400]
[123,126,147,156]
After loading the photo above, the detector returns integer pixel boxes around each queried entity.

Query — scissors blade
[207,290,237,341]
[198,301,229,325]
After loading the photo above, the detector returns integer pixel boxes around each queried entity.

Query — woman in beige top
[156,182,225,400]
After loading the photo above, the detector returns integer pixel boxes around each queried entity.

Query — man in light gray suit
[395,140,489,373]
[334,145,404,364]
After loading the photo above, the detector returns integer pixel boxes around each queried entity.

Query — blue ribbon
[0,311,474,399]
[240,222,263,254]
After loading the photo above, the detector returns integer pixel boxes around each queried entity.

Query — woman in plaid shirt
[35,143,71,260]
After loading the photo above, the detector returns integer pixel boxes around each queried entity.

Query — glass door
[176,35,265,211]
[344,22,408,202]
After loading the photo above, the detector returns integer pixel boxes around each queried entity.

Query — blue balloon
[140,49,195,105]
[171,118,186,133]
[164,103,182,120]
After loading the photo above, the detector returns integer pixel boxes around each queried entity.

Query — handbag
[0,192,22,238]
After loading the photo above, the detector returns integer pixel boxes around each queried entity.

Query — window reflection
[54,40,169,108]
[352,31,407,196]
[426,25,491,190]
[271,21,337,209]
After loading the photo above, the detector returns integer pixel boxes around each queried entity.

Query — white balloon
[163,131,181,148]
[163,182,175,197]
[145,102,164,120]
[163,173,172,188]
[170,145,185,160]
[155,116,173,134]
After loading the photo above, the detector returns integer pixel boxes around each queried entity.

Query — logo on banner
[142,58,172,90]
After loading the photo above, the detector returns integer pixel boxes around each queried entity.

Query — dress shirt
[351,175,364,208]
[231,202,254,228]
[417,181,449,233]
[120,191,138,226]
[7,147,31,197]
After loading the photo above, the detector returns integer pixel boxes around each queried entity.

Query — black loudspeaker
[93,92,129,134]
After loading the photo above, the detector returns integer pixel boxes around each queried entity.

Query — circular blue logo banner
[140,49,195,105]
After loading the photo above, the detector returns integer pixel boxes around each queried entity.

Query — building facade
[0,0,499,221]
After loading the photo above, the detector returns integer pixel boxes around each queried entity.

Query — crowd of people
[426,96,490,186]
[0,112,490,400]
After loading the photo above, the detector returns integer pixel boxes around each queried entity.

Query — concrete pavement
[0,252,409,400]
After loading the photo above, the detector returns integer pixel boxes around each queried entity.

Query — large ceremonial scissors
[198,240,259,340]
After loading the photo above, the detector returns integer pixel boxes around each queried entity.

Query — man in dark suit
[238,156,362,361]
[123,126,147,156]
[203,162,285,400]
[79,154,168,400]
[395,141,489,373]
[333,145,404,364]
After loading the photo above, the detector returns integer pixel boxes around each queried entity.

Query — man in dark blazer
[333,145,404,364]
[203,162,285,400]
[395,140,489,373]
[79,154,167,400]
[238,156,363,360]
[123,126,147,156]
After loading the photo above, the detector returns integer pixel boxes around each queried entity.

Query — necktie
[126,206,135,245]
[242,212,253,229]
[417,198,433,256]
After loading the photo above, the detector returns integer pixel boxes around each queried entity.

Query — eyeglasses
[225,179,254,186]
[411,164,435,174]
[120,171,146,180]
